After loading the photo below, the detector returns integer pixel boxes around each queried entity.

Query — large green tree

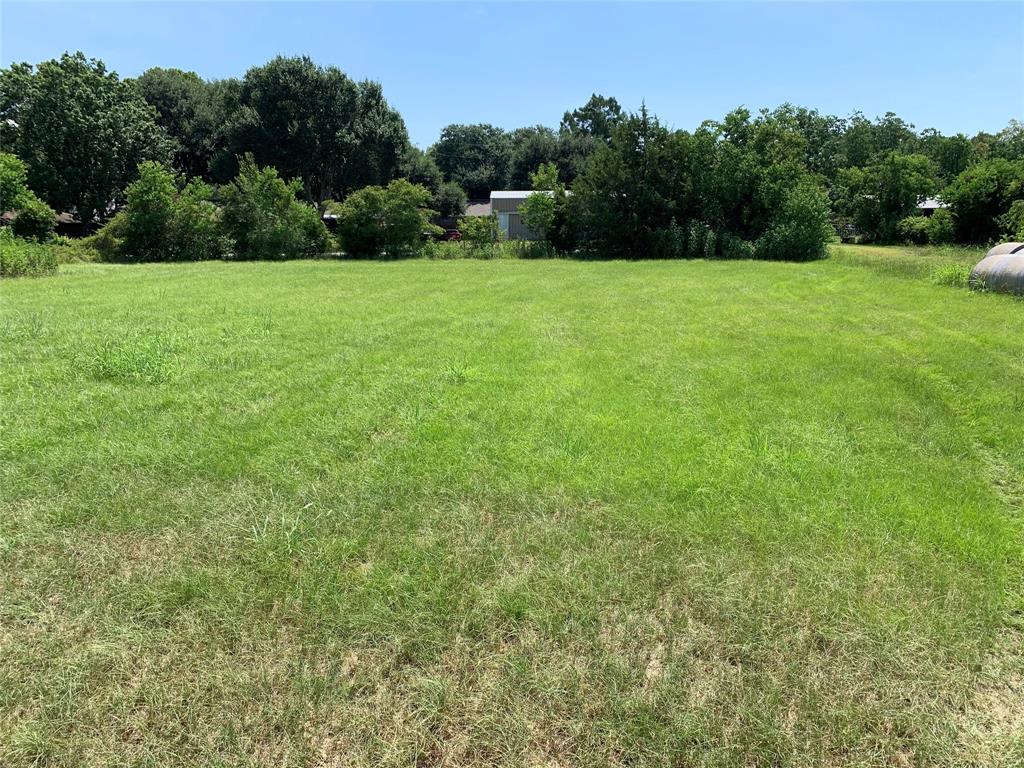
[350,80,412,191]
[221,56,408,209]
[135,67,228,179]
[917,129,973,183]
[757,104,847,183]
[943,158,1024,244]
[570,105,832,260]
[970,120,1024,163]
[837,152,938,242]
[0,52,171,225]
[559,94,624,142]
[570,107,691,258]
[429,124,511,199]
[399,146,443,197]
[509,126,560,189]
[556,94,625,186]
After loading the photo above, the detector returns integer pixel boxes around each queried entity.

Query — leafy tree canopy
[943,158,1024,244]
[135,67,229,179]
[560,94,624,142]
[220,56,408,208]
[836,152,938,243]
[430,124,512,199]
[0,52,171,224]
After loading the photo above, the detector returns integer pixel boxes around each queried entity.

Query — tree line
[1,51,1022,258]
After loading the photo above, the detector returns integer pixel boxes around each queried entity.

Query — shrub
[86,212,127,262]
[703,228,717,259]
[719,232,756,260]
[170,179,231,261]
[926,209,955,245]
[1000,199,1024,241]
[896,215,931,245]
[651,219,686,259]
[434,181,468,219]
[221,156,332,260]
[458,212,502,256]
[932,263,972,288]
[0,228,58,277]
[755,180,832,262]
[11,194,56,241]
[424,239,542,260]
[518,162,573,253]
[97,162,231,262]
[503,239,556,259]
[332,178,435,259]
[686,221,713,259]
[121,161,177,261]
[424,241,466,260]
[896,211,955,246]
[52,236,99,263]
[0,152,56,241]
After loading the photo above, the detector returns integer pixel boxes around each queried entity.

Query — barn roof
[490,191,539,199]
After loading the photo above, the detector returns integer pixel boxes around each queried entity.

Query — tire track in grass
[864,305,1024,765]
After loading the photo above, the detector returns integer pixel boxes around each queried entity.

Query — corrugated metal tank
[971,243,1024,295]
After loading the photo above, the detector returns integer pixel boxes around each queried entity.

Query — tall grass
[829,242,985,279]
[425,239,557,260]
[0,230,58,277]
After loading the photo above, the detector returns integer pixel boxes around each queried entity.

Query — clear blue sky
[2,2,1021,148]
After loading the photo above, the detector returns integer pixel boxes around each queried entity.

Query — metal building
[489,191,550,240]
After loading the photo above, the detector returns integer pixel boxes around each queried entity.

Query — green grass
[1,244,1021,767]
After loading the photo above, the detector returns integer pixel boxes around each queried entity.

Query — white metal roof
[490,190,570,199]
[490,190,545,199]
[917,197,948,210]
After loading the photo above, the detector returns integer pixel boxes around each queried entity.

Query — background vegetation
[3,52,1022,268]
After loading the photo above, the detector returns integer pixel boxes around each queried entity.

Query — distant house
[917,197,948,217]
[463,190,562,240]
[1,210,84,237]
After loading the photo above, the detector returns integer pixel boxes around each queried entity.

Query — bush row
[895,209,955,245]
[1,153,58,241]
[91,158,332,262]
[0,229,58,277]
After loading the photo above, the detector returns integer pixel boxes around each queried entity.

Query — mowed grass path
[1,248,1021,766]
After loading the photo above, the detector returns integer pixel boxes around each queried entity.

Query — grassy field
[1,244,1021,767]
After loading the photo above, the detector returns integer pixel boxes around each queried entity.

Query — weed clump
[87,329,183,383]
[932,263,973,289]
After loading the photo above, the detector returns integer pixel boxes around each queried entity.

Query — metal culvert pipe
[970,243,1024,295]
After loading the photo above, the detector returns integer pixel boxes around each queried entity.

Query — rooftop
[490,190,548,199]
